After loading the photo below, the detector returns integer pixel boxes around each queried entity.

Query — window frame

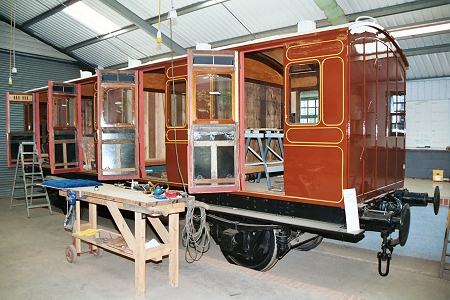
[389,92,406,136]
[52,95,77,130]
[287,61,321,126]
[165,78,187,128]
[101,86,136,127]
[192,69,235,124]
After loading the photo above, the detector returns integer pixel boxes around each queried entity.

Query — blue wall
[406,149,450,179]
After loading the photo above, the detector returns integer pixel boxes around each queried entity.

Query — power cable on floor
[182,197,210,263]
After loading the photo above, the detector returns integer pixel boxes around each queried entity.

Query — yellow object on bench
[75,228,98,237]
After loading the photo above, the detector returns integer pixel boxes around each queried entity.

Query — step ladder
[439,206,450,278]
[10,142,52,218]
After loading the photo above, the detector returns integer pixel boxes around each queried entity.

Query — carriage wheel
[221,229,278,271]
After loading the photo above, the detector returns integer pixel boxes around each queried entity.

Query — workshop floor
[1,179,449,300]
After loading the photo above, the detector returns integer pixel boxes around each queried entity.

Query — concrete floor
[1,179,450,300]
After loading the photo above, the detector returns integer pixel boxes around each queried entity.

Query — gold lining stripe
[166,128,188,142]
[191,69,236,122]
[166,141,188,144]
[284,144,344,203]
[166,64,188,79]
[322,56,345,126]
[286,39,344,62]
[165,78,188,129]
[285,126,344,145]
[284,59,322,127]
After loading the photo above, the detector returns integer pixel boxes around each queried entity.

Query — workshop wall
[0,51,80,196]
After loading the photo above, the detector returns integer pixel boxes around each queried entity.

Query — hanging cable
[169,8,186,194]
[8,0,13,86]
[182,197,210,263]
[166,0,210,262]
[156,0,162,44]
[12,0,17,74]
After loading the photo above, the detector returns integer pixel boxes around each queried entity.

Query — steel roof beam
[211,0,450,48]
[98,0,185,54]
[345,0,449,24]
[0,17,94,70]
[21,0,81,28]
[65,0,230,52]
[404,43,450,56]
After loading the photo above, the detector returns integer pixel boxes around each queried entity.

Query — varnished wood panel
[244,57,283,86]
[143,72,166,91]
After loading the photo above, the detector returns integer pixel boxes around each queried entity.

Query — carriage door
[97,70,139,180]
[6,93,34,167]
[48,82,83,174]
[188,50,240,193]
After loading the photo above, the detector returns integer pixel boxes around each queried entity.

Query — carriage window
[390,93,405,135]
[53,96,76,128]
[167,79,186,127]
[103,88,134,125]
[289,62,320,124]
[195,73,232,120]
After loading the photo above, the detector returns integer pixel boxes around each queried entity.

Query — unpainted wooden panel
[81,83,95,97]
[143,72,166,91]
[82,136,95,170]
[244,82,282,164]
[143,91,166,163]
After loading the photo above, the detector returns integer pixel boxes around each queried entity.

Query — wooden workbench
[60,184,188,296]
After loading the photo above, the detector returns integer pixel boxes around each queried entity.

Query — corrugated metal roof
[115,0,203,20]
[376,4,450,28]
[106,37,146,60]
[0,20,74,60]
[158,4,249,48]
[29,11,98,48]
[83,0,133,28]
[407,52,450,79]
[0,0,62,25]
[73,39,132,67]
[117,29,171,58]
[398,33,450,49]
[223,0,326,33]
[336,0,415,14]
[1,0,450,80]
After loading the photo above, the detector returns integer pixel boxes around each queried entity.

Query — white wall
[0,20,74,61]
[406,77,450,149]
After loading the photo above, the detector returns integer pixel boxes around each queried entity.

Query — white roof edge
[121,21,380,70]
[26,20,391,91]
[25,74,98,93]
[26,86,48,93]
[64,74,98,83]
[120,54,188,70]
[216,22,351,51]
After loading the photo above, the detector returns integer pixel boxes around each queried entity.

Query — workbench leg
[75,200,81,254]
[134,212,146,297]
[89,203,97,251]
[169,213,179,287]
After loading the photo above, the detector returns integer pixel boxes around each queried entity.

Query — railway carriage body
[6,21,439,275]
